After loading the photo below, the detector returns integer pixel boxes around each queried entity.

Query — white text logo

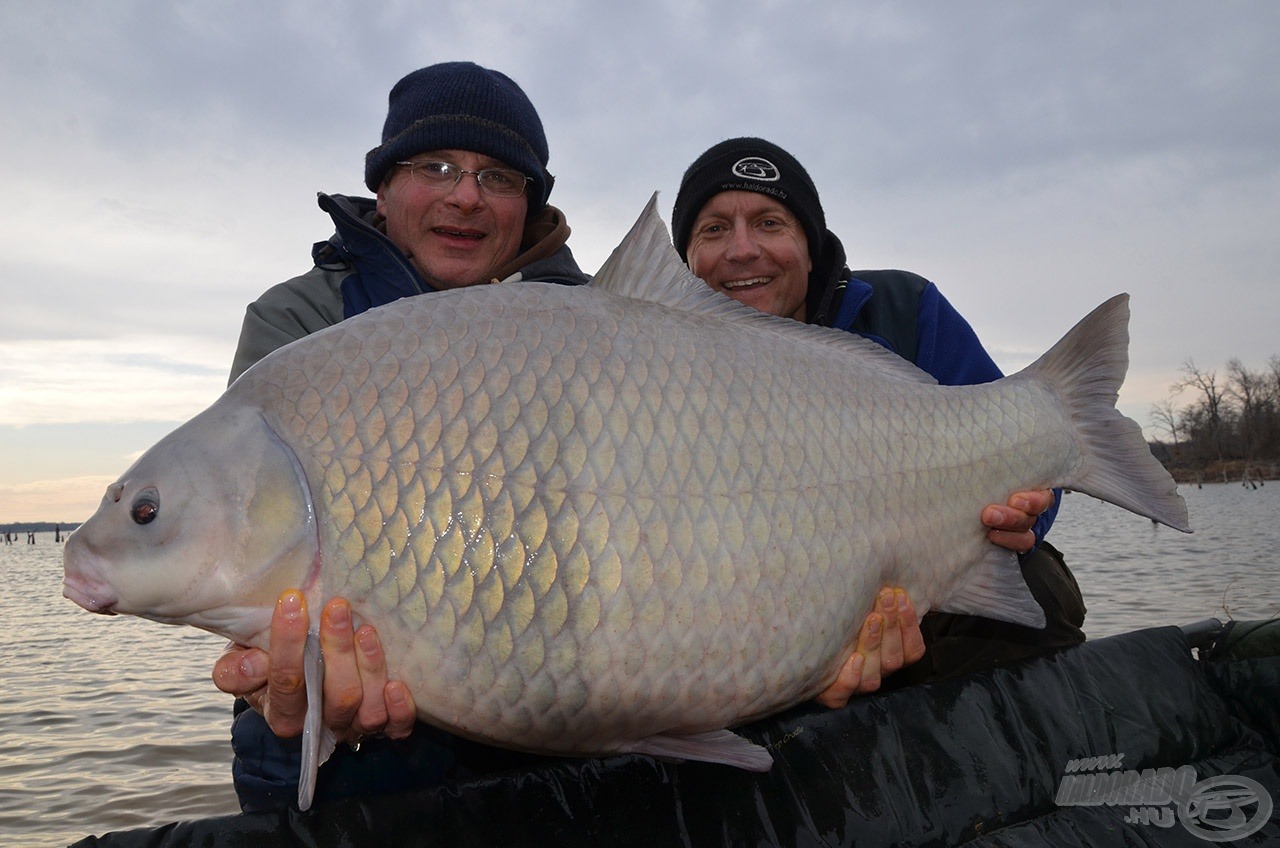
[1056,753,1272,841]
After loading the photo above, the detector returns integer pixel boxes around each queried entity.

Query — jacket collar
[313,193,589,318]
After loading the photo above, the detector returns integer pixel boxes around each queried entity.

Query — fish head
[62,399,318,645]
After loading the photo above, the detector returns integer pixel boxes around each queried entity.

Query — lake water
[2,481,1277,846]
[1050,481,1280,636]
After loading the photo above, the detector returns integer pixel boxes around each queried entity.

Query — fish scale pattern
[246,281,1076,756]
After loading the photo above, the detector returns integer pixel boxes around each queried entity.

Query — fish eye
[131,488,160,525]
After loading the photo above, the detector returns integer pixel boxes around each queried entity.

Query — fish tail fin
[1021,293,1191,532]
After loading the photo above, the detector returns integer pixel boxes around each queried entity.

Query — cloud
[0,338,225,427]
[1,0,1279,521]
[0,476,113,524]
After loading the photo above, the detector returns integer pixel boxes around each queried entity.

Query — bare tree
[1154,355,1280,479]
[1172,359,1229,469]
[1226,358,1269,464]
[1149,397,1184,457]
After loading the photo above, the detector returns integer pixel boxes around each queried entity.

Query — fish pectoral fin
[935,547,1047,629]
[297,630,335,811]
[628,729,773,771]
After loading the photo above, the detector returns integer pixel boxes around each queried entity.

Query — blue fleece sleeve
[914,284,1003,387]
[915,283,1060,545]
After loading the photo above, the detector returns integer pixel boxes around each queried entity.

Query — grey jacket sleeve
[227,266,347,385]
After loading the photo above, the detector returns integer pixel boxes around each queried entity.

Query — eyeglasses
[395,160,532,198]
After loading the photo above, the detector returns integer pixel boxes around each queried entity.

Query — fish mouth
[62,575,119,615]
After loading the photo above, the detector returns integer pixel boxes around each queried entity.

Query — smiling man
[377,152,531,291]
[227,62,588,383]
[681,188,812,320]
[217,61,591,811]
[671,136,1086,691]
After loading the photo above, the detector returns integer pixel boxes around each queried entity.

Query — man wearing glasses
[227,62,589,384]
[217,61,594,811]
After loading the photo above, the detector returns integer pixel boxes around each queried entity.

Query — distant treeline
[1150,356,1280,484]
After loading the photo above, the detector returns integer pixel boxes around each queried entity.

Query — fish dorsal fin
[593,193,937,385]
[591,192,728,313]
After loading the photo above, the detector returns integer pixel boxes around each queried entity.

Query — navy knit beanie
[364,62,553,210]
[670,137,825,270]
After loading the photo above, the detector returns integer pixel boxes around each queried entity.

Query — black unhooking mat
[70,621,1280,847]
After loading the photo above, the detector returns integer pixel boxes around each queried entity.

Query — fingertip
[355,626,387,677]
[323,597,351,630]
[882,593,900,625]
[357,624,381,656]
[385,682,417,737]
[211,655,237,693]
[899,596,920,627]
[387,680,413,714]
[240,649,268,682]
[277,589,305,620]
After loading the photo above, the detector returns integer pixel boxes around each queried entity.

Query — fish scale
[63,195,1189,810]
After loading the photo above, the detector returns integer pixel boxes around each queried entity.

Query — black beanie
[670,137,826,270]
[364,62,553,211]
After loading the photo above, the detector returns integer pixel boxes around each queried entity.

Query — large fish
[64,195,1189,810]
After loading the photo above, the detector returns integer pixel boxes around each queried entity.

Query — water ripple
[3,482,1277,844]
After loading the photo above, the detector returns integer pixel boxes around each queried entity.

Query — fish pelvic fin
[628,729,773,772]
[935,547,1046,628]
[297,630,335,811]
[1021,293,1191,532]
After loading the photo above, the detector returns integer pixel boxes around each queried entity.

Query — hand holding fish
[214,593,416,744]
[815,588,925,708]
[983,488,1056,554]
[215,587,921,740]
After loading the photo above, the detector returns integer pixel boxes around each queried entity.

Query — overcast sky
[2,1,1277,523]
